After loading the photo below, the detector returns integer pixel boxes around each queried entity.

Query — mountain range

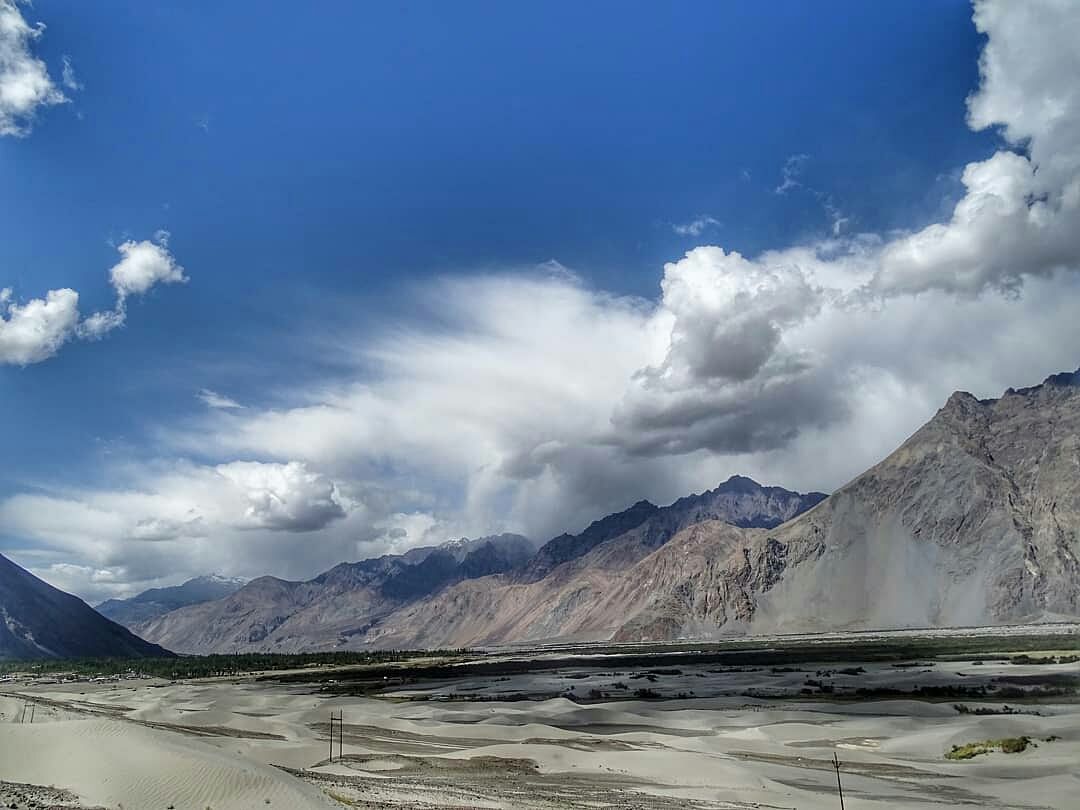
[366,371,1080,647]
[129,533,538,653]
[124,480,825,653]
[132,369,1080,653]
[4,368,1079,659]
[0,553,169,659]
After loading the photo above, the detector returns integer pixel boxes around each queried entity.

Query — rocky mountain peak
[715,474,763,493]
[1005,367,1080,398]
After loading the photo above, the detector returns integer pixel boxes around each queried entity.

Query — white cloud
[215,461,347,532]
[868,0,1080,297]
[672,215,721,237]
[108,232,188,301]
[191,273,656,481]
[76,307,125,341]
[197,389,244,409]
[0,460,356,601]
[1,234,187,365]
[646,246,821,385]
[60,54,80,91]
[0,286,80,365]
[612,0,1080,453]
[0,0,66,137]
[370,512,448,554]
[131,515,206,542]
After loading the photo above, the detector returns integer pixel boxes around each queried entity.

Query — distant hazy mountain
[136,476,822,653]
[133,534,535,653]
[96,575,248,629]
[369,369,1080,648]
[0,553,170,659]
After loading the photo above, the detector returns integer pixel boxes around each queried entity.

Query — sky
[2,0,1079,604]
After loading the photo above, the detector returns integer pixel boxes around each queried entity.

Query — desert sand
[2,653,1078,809]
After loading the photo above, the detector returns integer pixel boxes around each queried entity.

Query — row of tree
[0,648,465,680]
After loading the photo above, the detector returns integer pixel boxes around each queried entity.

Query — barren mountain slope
[0,554,170,659]
[610,370,1080,639]
[135,534,534,653]
[138,479,820,653]
[367,370,1080,647]
[363,479,826,648]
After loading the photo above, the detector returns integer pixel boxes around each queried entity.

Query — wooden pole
[329,713,335,762]
[337,711,344,761]
[833,752,845,810]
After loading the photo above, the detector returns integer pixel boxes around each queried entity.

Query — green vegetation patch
[0,649,464,680]
[945,736,1032,760]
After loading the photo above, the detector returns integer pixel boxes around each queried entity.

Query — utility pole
[833,752,846,810]
[337,710,344,761]
[328,710,344,762]
[329,712,335,762]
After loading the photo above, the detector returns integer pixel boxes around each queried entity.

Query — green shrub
[945,736,1031,760]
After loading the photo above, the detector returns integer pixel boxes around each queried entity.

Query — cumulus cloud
[0,286,80,365]
[646,247,821,385]
[611,242,848,455]
[0,460,356,601]
[0,461,348,544]
[0,0,67,136]
[868,1,1080,297]
[108,232,188,301]
[614,0,1080,452]
[1,233,187,365]
[672,216,721,237]
[215,461,347,532]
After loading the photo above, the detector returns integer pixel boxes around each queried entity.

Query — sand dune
[0,715,331,809]
[2,653,1077,809]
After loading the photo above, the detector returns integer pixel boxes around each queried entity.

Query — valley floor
[1,638,1079,809]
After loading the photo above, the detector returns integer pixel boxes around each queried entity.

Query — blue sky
[2,1,1079,602]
